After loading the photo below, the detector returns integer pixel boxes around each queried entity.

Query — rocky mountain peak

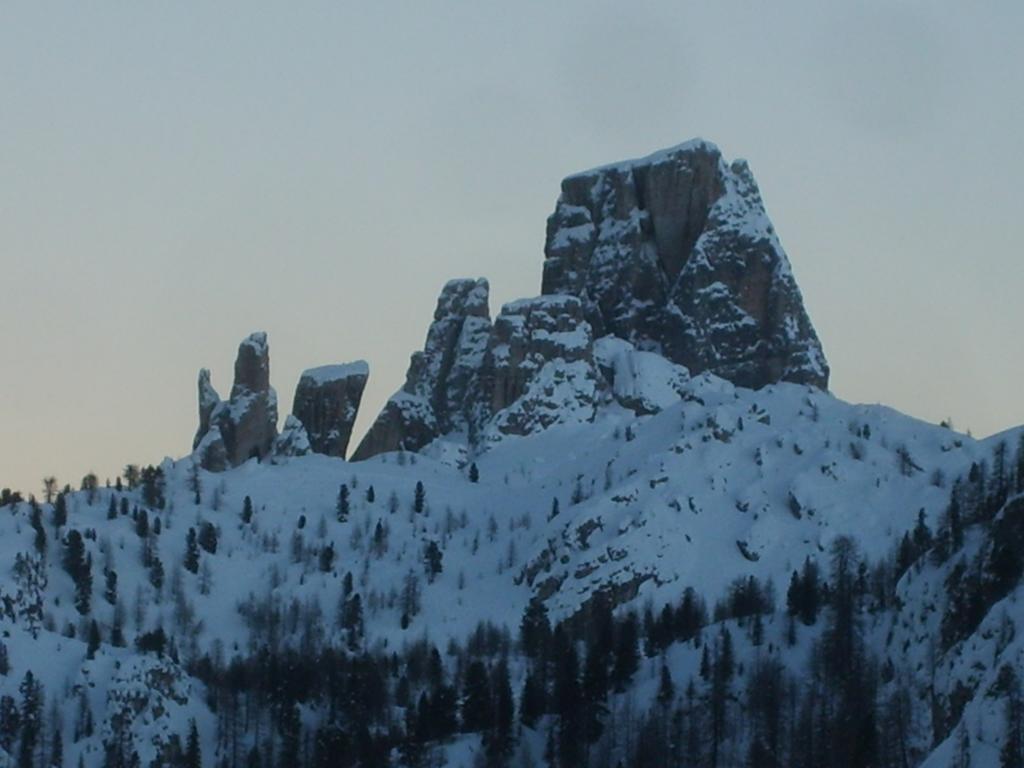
[193,332,279,470]
[542,138,828,390]
[351,279,492,460]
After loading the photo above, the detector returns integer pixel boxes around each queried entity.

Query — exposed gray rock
[192,369,220,451]
[542,139,828,389]
[479,295,603,439]
[272,415,312,459]
[193,332,279,470]
[352,279,491,460]
[291,362,369,458]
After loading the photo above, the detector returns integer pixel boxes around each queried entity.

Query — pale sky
[2,2,1022,495]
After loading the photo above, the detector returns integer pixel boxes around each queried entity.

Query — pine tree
[30,504,47,557]
[52,493,68,529]
[468,463,479,483]
[107,496,117,521]
[63,530,92,615]
[461,661,493,733]
[520,599,551,659]
[554,640,584,768]
[104,569,117,606]
[413,482,426,514]
[366,485,375,504]
[337,484,350,522]
[611,612,640,691]
[488,659,515,762]
[18,671,42,768]
[1001,667,1023,768]
[0,695,18,754]
[185,719,201,768]
[184,529,200,574]
[241,496,254,524]
[149,556,164,592]
[188,462,202,506]
[135,509,149,539]
[549,497,560,520]
[86,620,101,659]
[658,663,675,708]
[423,540,443,582]
[198,522,218,554]
[520,670,545,729]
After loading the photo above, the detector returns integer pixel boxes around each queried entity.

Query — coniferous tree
[488,658,515,763]
[241,496,254,524]
[198,522,218,554]
[30,503,47,557]
[1001,667,1023,768]
[336,484,350,522]
[520,599,551,660]
[553,638,584,768]
[86,620,101,660]
[520,670,545,730]
[63,530,92,615]
[468,463,479,483]
[185,719,201,768]
[461,660,492,733]
[423,540,443,582]
[184,529,200,574]
[611,612,640,692]
[52,494,68,529]
[413,482,426,514]
[18,671,42,768]
[0,695,18,754]
[135,509,149,539]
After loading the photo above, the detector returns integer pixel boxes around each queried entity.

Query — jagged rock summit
[292,362,369,459]
[352,279,491,460]
[354,138,828,460]
[193,332,279,470]
[542,138,828,390]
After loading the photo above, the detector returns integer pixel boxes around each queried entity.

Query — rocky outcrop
[193,332,279,470]
[593,336,690,416]
[272,415,312,459]
[351,279,491,459]
[192,369,220,451]
[291,362,369,458]
[480,295,602,439]
[352,139,830,460]
[542,139,828,390]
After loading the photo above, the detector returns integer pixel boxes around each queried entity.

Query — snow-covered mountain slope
[0,373,1019,766]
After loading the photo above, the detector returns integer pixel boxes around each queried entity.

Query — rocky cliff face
[479,295,602,440]
[291,362,369,458]
[542,139,828,390]
[193,332,279,470]
[353,140,828,461]
[351,279,491,460]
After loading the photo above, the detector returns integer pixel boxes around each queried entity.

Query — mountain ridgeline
[1,140,1021,768]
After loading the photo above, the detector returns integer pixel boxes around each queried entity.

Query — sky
[1,2,1022,495]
